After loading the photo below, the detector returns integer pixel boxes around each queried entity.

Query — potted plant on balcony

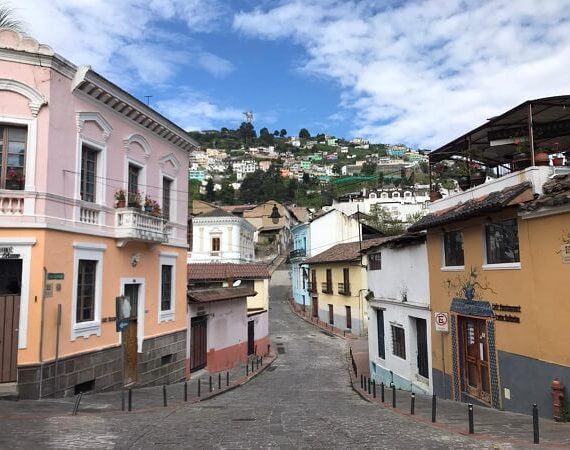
[552,154,565,166]
[144,195,154,213]
[128,191,142,208]
[469,165,487,187]
[151,200,162,217]
[512,139,531,170]
[454,161,471,191]
[430,182,443,201]
[534,147,550,166]
[6,168,24,190]
[114,189,126,208]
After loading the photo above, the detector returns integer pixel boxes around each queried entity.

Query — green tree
[302,172,311,184]
[273,129,280,137]
[205,179,216,202]
[238,122,256,145]
[259,127,274,146]
[280,129,287,138]
[315,133,326,142]
[332,163,341,175]
[188,179,201,212]
[366,207,406,236]
[361,162,377,176]
[299,128,311,139]
[219,181,235,205]
[0,4,23,31]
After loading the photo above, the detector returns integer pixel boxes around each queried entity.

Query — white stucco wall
[309,210,360,258]
[190,217,255,263]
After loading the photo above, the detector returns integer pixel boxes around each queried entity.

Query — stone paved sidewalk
[0,352,277,419]
[348,339,570,449]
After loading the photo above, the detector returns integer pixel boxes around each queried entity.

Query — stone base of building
[16,330,186,399]
[372,364,430,395]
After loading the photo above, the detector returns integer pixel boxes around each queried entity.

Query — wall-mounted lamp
[269,204,282,224]
[131,253,141,267]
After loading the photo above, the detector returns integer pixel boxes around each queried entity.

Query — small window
[80,145,98,203]
[76,260,97,323]
[391,325,406,359]
[0,126,27,190]
[128,164,140,206]
[369,252,382,271]
[485,219,520,264]
[443,230,464,267]
[212,237,221,252]
[381,192,388,199]
[162,177,172,220]
[325,269,332,292]
[161,264,173,311]
[377,309,385,359]
[392,192,400,198]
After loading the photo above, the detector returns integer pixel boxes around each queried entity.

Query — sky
[10,0,570,149]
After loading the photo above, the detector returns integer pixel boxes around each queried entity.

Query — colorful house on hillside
[409,96,570,417]
[290,223,310,311]
[187,263,271,372]
[0,31,197,398]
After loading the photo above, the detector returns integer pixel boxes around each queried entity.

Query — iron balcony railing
[321,282,333,294]
[290,248,306,258]
[338,282,351,296]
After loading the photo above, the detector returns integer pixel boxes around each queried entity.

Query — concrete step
[0,382,18,400]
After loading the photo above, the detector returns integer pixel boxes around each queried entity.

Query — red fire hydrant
[551,378,566,421]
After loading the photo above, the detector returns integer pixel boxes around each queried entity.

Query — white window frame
[71,242,106,340]
[160,172,176,223]
[441,230,465,272]
[77,137,106,206]
[124,158,147,201]
[158,252,177,323]
[482,220,521,271]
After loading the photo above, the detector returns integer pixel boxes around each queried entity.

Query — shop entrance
[459,316,491,403]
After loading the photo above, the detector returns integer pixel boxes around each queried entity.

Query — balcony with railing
[115,207,170,246]
[307,282,317,293]
[0,191,24,215]
[290,248,306,259]
[321,282,333,294]
[338,282,351,296]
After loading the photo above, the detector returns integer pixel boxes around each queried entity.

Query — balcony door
[128,164,140,207]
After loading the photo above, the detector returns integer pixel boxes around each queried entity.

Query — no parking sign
[434,312,449,332]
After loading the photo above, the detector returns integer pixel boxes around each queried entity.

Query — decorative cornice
[0,78,47,117]
[124,133,151,162]
[0,30,54,56]
[77,111,113,142]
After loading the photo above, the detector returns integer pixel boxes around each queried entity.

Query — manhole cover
[277,347,286,354]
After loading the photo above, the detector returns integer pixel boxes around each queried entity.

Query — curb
[287,299,357,340]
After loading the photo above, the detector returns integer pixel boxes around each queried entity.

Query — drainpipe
[38,267,47,399]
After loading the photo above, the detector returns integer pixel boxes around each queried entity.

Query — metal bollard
[163,385,167,407]
[198,379,201,397]
[261,356,263,366]
[533,404,539,444]
[410,393,415,415]
[392,386,396,408]
[257,358,259,370]
[372,380,376,398]
[247,363,249,376]
[251,360,254,373]
[72,392,83,416]
[184,381,188,402]
[468,403,474,434]
[431,394,436,422]
[128,388,132,412]
[226,371,230,387]
[218,373,221,390]
[209,376,213,392]
[381,382,385,402]
[121,389,125,411]
[368,378,371,395]
[360,374,364,389]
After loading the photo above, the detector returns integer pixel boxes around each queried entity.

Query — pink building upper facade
[0,30,196,247]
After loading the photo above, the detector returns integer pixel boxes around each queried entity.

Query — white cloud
[12,0,231,86]
[157,91,244,131]
[234,0,570,148]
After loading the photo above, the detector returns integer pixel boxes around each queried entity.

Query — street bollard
[247,363,249,376]
[411,393,415,415]
[392,386,396,408]
[431,394,436,422]
[468,404,474,434]
[360,374,364,389]
[227,371,230,387]
[381,382,385,402]
[372,380,376,399]
[184,381,188,402]
[209,376,213,392]
[218,373,221,390]
[198,379,201,397]
[72,392,83,416]
[128,388,132,412]
[368,378,371,395]
[121,389,125,411]
[261,356,263,366]
[533,404,539,444]
[251,360,254,373]
[163,385,167,407]
[257,358,259,370]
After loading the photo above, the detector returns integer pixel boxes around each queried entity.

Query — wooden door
[460,317,490,403]
[247,320,255,355]
[0,295,20,383]
[312,295,318,318]
[190,316,207,371]
[416,318,429,379]
[123,284,139,386]
[345,306,352,329]
[328,304,334,325]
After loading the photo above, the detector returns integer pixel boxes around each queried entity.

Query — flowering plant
[114,189,126,201]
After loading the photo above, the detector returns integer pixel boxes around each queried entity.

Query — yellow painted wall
[248,279,269,310]
[0,229,187,366]
[312,262,367,333]
[428,208,570,376]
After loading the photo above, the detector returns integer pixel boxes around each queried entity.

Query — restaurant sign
[0,246,20,259]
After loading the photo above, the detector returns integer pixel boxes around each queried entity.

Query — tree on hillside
[259,127,274,146]
[299,128,311,139]
[302,172,310,184]
[361,162,377,176]
[273,129,280,137]
[238,122,256,145]
[219,180,235,205]
[315,133,326,142]
[279,129,287,138]
[205,179,216,202]
[0,4,23,31]
[332,163,341,175]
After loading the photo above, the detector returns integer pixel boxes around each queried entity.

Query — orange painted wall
[0,228,187,366]
[428,208,570,376]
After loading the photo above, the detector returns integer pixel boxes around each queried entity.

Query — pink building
[0,31,197,398]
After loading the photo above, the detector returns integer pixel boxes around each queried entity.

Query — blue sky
[14,0,570,148]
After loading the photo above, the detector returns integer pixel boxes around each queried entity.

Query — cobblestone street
[0,268,523,449]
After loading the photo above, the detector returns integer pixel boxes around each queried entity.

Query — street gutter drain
[232,418,256,422]
[277,346,286,354]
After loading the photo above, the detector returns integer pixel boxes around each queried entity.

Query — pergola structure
[428,95,570,189]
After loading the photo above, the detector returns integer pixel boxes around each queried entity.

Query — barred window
[485,219,519,264]
[161,265,173,311]
[391,325,406,359]
[369,252,382,270]
[76,260,97,322]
